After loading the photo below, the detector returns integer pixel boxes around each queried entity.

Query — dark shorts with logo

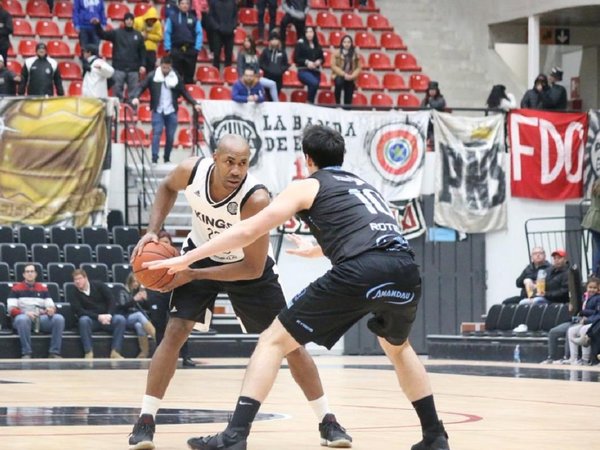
[169,256,286,333]
[278,249,421,349]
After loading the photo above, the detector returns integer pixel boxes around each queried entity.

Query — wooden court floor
[1,356,599,450]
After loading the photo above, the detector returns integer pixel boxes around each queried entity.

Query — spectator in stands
[519,249,569,306]
[116,273,156,358]
[81,44,114,99]
[164,0,202,85]
[566,277,600,365]
[7,264,65,358]
[0,0,13,65]
[520,74,548,109]
[0,54,19,95]
[280,0,309,49]
[503,246,551,305]
[134,6,163,73]
[19,43,64,96]
[130,55,202,164]
[237,36,278,101]
[331,35,362,107]
[69,269,127,359]
[542,66,568,111]
[93,13,146,101]
[294,26,323,104]
[582,181,600,277]
[485,84,516,112]
[73,0,106,56]
[207,0,238,71]
[421,81,446,111]
[259,30,289,96]
[257,0,277,44]
[232,67,265,103]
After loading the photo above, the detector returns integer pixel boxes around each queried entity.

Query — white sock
[140,395,162,418]
[309,395,330,422]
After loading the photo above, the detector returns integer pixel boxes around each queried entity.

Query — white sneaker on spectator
[513,324,528,333]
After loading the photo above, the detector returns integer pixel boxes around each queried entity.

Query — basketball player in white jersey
[128,135,352,449]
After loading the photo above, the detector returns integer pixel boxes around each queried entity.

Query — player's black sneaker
[128,414,156,450]
[187,429,247,450]
[411,421,450,450]
[319,413,352,448]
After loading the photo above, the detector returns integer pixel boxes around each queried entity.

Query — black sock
[226,396,261,437]
[412,395,441,432]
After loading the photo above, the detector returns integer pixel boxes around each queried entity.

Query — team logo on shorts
[227,201,238,215]
[365,122,425,184]
[208,115,262,166]
[366,282,415,304]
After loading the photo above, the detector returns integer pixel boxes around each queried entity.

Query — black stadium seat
[64,244,94,268]
[0,243,28,274]
[0,225,14,243]
[81,226,110,249]
[81,263,109,282]
[47,263,76,288]
[510,304,530,331]
[112,226,140,249]
[54,302,76,330]
[96,244,125,267]
[483,304,502,334]
[43,282,61,303]
[17,225,46,249]
[32,243,61,267]
[525,304,546,334]
[14,262,44,282]
[63,282,78,305]
[555,303,571,327]
[0,262,9,282]
[112,263,132,284]
[0,282,15,305]
[540,303,562,334]
[49,226,78,249]
[495,303,517,334]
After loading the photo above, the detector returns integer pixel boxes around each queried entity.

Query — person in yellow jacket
[134,7,163,72]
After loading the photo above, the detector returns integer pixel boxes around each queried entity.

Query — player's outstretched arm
[285,233,323,258]
[145,178,320,273]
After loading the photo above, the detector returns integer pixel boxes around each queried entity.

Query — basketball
[132,241,180,290]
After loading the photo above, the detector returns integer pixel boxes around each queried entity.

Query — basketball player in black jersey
[147,126,450,450]
[128,134,351,449]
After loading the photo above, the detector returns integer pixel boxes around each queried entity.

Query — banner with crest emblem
[200,100,430,201]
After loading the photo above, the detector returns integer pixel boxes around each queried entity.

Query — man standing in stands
[7,264,65,359]
[280,0,309,49]
[93,13,146,100]
[0,0,13,65]
[72,0,106,56]
[19,42,64,96]
[0,54,19,95]
[207,0,237,71]
[82,43,114,99]
[542,66,568,110]
[69,269,127,359]
[164,0,202,85]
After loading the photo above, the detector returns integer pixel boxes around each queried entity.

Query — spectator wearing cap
[0,0,13,65]
[542,66,568,110]
[164,0,202,84]
[19,43,64,96]
[259,30,289,96]
[520,248,570,305]
[82,44,114,99]
[93,13,146,100]
[0,54,19,95]
[421,81,446,111]
[520,73,548,109]
[73,0,106,56]
[134,6,163,73]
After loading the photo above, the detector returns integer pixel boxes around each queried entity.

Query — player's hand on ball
[144,254,192,274]
[131,232,159,263]
[285,234,321,258]
[156,270,194,292]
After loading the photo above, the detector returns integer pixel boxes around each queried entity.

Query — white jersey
[184,157,268,264]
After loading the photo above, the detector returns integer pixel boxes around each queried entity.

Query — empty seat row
[478,303,571,337]
[0,261,132,286]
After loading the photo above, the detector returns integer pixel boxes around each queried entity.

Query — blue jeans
[260,77,279,102]
[151,111,178,162]
[78,28,100,55]
[126,311,150,336]
[13,313,65,356]
[78,315,126,354]
[590,229,600,276]
[298,69,321,103]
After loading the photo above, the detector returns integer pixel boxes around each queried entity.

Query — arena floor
[1,356,598,450]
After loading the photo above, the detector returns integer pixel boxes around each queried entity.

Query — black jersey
[297,167,410,265]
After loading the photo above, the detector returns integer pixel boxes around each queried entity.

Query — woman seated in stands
[565,277,600,365]
[294,26,324,104]
[331,34,361,107]
[116,273,156,358]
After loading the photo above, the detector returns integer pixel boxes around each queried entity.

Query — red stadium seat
[64,21,78,39]
[137,105,152,122]
[47,40,73,58]
[6,59,22,73]
[139,89,151,103]
[58,61,82,80]
[380,32,407,51]
[382,73,408,91]
[357,0,379,12]
[394,52,422,71]
[36,20,61,38]
[177,107,191,123]
[223,66,239,84]
[278,90,288,102]
[101,41,113,59]
[340,13,365,30]
[234,27,247,45]
[120,126,149,146]
[354,31,378,49]
[310,0,328,9]
[290,89,308,103]
[265,10,285,26]
[134,3,151,17]
[366,13,392,31]
[285,29,297,47]
[18,39,37,57]
[322,49,332,68]
[317,90,335,105]
[54,1,73,19]
[397,93,421,108]
[370,92,393,107]
[4,0,25,17]
[328,30,343,47]
[282,70,302,88]
[305,12,316,27]
[176,128,193,148]
[196,66,223,84]
[368,52,394,71]
[409,74,431,92]
[26,0,52,18]
[8,43,15,57]
[352,91,368,106]
[316,31,327,45]
[74,41,82,56]
[316,12,341,29]
[238,8,258,25]
[209,86,232,100]
[356,72,382,90]
[185,84,206,100]
[197,48,210,62]
[68,80,82,96]
[319,72,332,89]
[107,3,131,21]
[329,0,352,10]
[13,19,34,36]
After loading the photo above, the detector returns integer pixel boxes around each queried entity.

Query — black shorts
[169,256,286,333]
[278,249,421,349]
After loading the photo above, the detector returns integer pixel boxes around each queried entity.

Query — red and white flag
[509,109,588,199]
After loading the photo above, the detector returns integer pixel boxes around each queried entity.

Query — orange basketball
[132,241,180,290]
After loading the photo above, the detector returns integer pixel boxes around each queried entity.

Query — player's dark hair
[301,125,345,168]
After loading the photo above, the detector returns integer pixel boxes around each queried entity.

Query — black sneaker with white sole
[187,428,247,450]
[411,421,450,450]
[319,414,352,448]
[128,414,156,450]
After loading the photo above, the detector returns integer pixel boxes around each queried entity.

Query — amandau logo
[366,282,415,304]
[209,115,262,166]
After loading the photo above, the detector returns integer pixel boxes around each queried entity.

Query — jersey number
[349,188,394,218]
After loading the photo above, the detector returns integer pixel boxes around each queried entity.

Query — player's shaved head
[215,134,250,156]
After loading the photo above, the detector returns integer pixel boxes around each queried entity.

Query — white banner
[433,111,507,233]
[200,100,429,200]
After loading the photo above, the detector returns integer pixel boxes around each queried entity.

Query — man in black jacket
[19,42,64,96]
[0,1,12,65]
[280,0,309,49]
[207,0,237,70]
[130,55,201,164]
[503,246,551,304]
[0,54,19,95]
[93,12,146,100]
[542,66,568,110]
